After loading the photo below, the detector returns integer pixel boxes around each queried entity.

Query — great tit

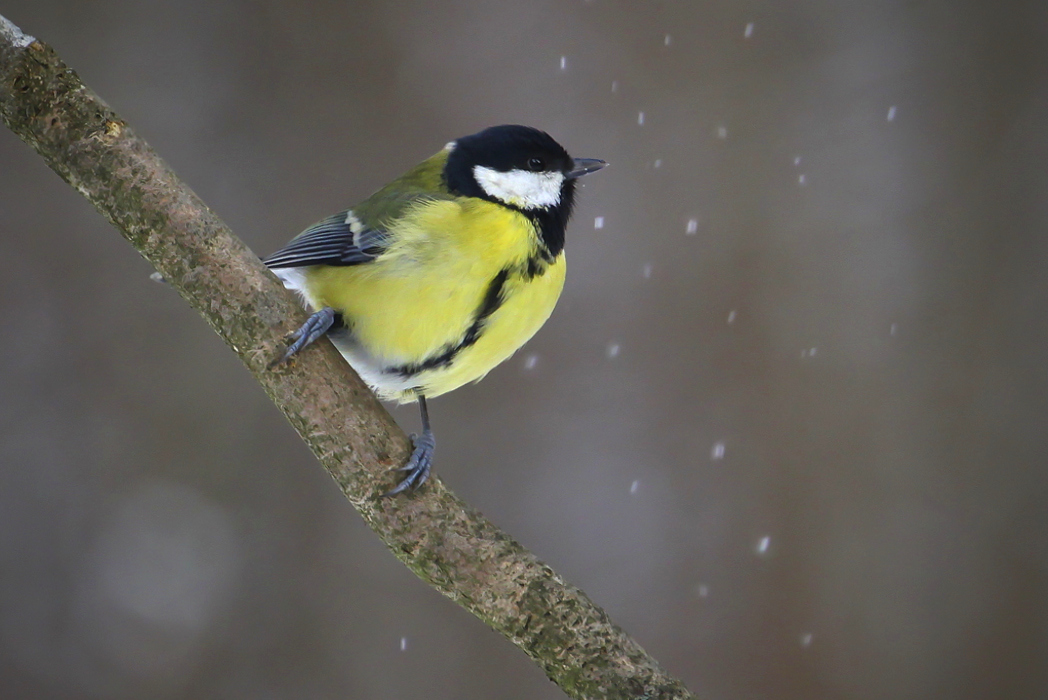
[264,125,606,495]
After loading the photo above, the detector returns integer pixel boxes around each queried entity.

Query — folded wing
[263,210,388,268]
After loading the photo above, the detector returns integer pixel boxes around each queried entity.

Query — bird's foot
[383,429,435,497]
[269,307,336,367]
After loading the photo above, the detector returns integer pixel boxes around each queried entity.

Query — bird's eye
[526,157,545,171]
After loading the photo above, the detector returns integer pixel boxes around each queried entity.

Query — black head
[442,125,605,257]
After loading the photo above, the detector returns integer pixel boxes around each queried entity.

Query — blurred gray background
[3,1,1048,698]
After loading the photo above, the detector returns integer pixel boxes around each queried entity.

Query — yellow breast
[300,197,566,402]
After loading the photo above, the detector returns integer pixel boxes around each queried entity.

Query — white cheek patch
[472,166,564,210]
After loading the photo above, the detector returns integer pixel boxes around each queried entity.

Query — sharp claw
[382,479,413,498]
[267,344,298,369]
[382,430,435,497]
[269,307,336,368]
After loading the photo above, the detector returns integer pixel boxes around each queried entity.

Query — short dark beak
[567,157,608,179]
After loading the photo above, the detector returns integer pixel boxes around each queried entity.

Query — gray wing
[262,210,388,269]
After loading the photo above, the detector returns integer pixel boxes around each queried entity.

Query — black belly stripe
[390,267,511,378]
[525,252,551,280]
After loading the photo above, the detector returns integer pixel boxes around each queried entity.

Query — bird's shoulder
[263,151,457,269]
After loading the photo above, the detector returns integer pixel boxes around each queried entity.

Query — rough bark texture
[0,14,697,699]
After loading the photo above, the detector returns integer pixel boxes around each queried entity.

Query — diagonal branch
[0,14,697,700]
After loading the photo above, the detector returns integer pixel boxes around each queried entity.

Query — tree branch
[0,14,697,700]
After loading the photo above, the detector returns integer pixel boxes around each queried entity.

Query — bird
[263,124,606,495]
